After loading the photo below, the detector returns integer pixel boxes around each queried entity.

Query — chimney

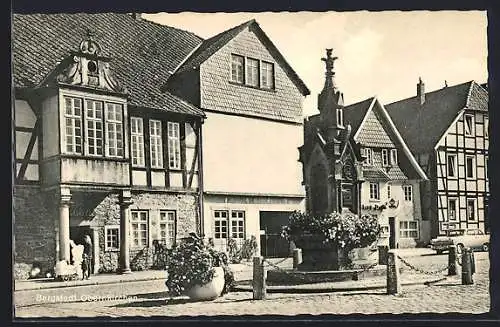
[417,77,425,105]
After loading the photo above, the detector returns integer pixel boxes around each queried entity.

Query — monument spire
[321,48,338,90]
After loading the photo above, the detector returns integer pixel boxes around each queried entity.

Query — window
[467,199,476,221]
[261,61,274,89]
[336,108,343,127]
[104,225,120,251]
[64,97,83,154]
[160,211,176,248]
[466,155,475,179]
[448,198,457,221]
[105,103,124,157]
[387,183,391,199]
[63,96,124,157]
[486,157,488,179]
[231,211,245,239]
[399,221,418,238]
[130,117,145,166]
[447,154,457,177]
[214,210,229,239]
[403,185,413,201]
[485,116,489,138]
[364,148,373,165]
[149,120,163,168]
[131,211,148,248]
[230,54,244,83]
[390,149,398,166]
[246,57,259,87]
[85,100,103,156]
[369,183,380,200]
[167,122,181,169]
[214,210,246,241]
[382,149,389,166]
[464,114,474,136]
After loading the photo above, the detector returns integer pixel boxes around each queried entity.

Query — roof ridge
[139,14,204,42]
[386,80,473,107]
[344,96,375,109]
[464,80,475,109]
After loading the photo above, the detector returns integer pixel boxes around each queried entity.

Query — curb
[15,275,166,292]
[232,276,447,294]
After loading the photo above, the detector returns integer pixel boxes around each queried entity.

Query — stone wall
[91,191,199,273]
[13,185,57,274]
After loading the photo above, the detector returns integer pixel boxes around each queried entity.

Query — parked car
[429,229,490,254]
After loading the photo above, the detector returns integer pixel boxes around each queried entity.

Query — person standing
[82,234,93,279]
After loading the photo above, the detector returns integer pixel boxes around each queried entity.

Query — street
[14,250,490,317]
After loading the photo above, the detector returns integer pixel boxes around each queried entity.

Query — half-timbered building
[13,13,205,274]
[165,19,310,257]
[386,79,489,239]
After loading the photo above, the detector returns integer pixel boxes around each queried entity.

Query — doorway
[388,217,396,249]
[70,226,93,272]
[259,211,292,258]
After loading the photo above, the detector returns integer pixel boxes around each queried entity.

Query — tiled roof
[169,19,310,97]
[363,167,390,181]
[12,13,206,117]
[343,97,374,135]
[385,81,488,154]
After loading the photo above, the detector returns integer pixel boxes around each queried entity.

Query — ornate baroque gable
[39,29,127,95]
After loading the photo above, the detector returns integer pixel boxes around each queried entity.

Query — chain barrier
[396,255,450,276]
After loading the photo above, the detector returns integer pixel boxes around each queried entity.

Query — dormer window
[336,107,343,127]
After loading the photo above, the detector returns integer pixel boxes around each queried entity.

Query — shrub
[227,238,242,264]
[281,210,381,254]
[241,235,259,260]
[165,233,235,297]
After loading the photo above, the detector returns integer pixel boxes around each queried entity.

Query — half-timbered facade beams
[435,110,489,234]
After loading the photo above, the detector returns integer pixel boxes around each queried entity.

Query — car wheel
[483,243,489,252]
[456,243,464,254]
[436,250,443,255]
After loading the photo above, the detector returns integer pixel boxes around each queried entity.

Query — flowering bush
[165,234,234,297]
[281,211,381,253]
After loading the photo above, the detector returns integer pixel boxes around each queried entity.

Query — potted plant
[165,233,234,301]
[281,210,381,270]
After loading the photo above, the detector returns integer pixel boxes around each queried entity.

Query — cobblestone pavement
[14,251,491,317]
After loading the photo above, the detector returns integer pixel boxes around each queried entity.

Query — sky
[143,11,488,117]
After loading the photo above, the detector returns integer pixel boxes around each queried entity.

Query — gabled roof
[385,81,488,154]
[12,13,206,117]
[343,97,428,180]
[168,19,310,96]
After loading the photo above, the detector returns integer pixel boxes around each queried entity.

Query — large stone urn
[185,267,225,301]
[293,234,348,271]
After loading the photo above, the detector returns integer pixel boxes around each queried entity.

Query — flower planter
[185,267,225,301]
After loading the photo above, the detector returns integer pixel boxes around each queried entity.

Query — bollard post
[461,248,474,285]
[448,245,457,276]
[253,256,266,300]
[292,248,303,269]
[386,250,401,295]
[378,245,389,265]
